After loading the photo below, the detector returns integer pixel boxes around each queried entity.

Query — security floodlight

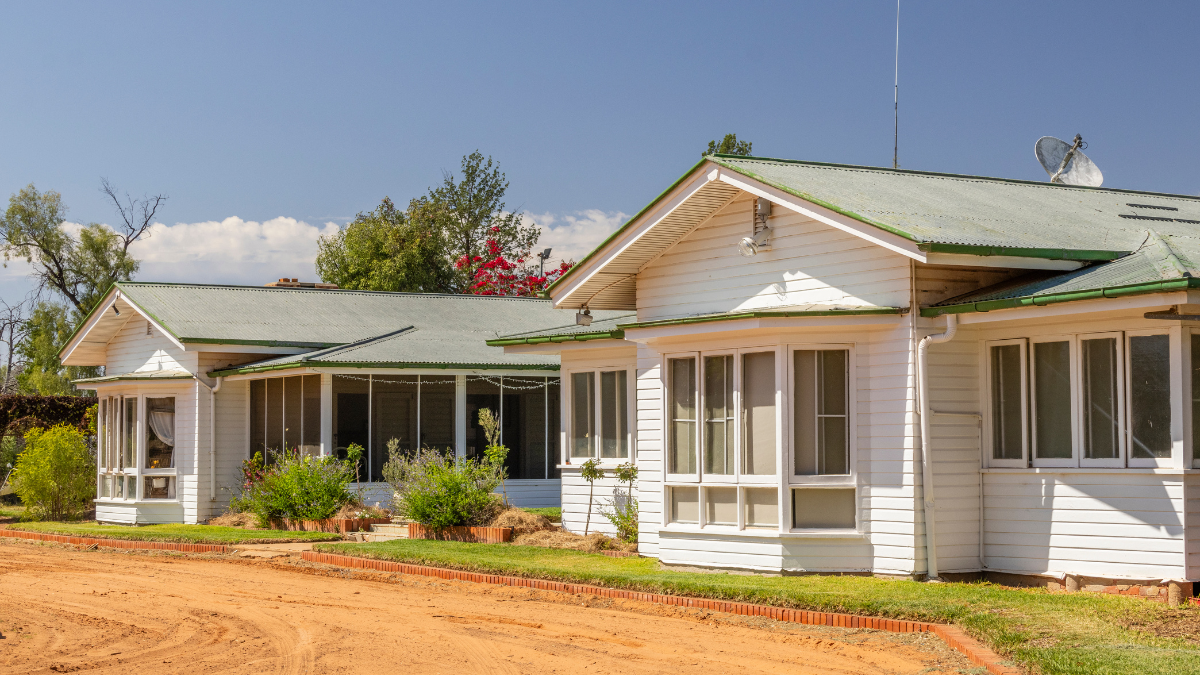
[738,228,771,257]
[537,248,553,276]
[575,308,593,326]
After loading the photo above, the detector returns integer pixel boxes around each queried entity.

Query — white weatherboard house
[490,154,1200,589]
[61,281,624,524]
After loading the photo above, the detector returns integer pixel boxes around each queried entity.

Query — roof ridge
[116,281,554,301]
[710,154,1200,201]
[300,325,416,361]
[1140,230,1195,279]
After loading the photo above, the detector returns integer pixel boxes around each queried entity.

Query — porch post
[320,373,333,457]
[455,375,467,460]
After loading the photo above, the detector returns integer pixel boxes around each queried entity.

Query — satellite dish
[1035,134,1103,187]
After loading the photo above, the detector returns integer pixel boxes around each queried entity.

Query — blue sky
[1,1,1197,301]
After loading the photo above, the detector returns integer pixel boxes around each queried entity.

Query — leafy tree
[704,133,753,157]
[11,424,95,521]
[16,302,99,395]
[315,197,451,292]
[429,151,540,293]
[465,232,575,297]
[579,458,605,536]
[0,181,163,317]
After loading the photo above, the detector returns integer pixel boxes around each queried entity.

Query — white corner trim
[715,168,927,262]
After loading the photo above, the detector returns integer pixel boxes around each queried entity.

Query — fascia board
[954,290,1187,325]
[623,313,903,342]
[714,168,926,262]
[183,343,315,355]
[500,339,630,356]
[550,165,718,307]
[59,287,121,365]
[924,252,1085,271]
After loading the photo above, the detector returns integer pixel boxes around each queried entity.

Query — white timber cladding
[559,345,638,536]
[934,310,1195,581]
[1188,474,1200,579]
[636,193,911,321]
[106,316,192,374]
[630,322,922,575]
[200,353,250,518]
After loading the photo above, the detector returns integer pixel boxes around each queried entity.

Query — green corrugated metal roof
[74,369,195,384]
[486,313,635,346]
[711,155,1200,255]
[925,231,1200,316]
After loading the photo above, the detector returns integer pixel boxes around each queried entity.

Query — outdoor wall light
[737,196,773,257]
[575,308,593,326]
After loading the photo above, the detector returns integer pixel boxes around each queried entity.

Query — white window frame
[562,365,634,467]
[787,343,857,487]
[1029,335,1078,468]
[140,394,178,500]
[1125,328,1175,469]
[737,346,783,486]
[663,352,700,483]
[1078,331,1126,468]
[983,338,1029,468]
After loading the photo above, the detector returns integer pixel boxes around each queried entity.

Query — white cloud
[526,209,629,265]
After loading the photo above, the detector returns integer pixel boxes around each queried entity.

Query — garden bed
[312,538,1200,675]
[271,517,392,534]
[407,523,512,543]
[4,522,344,544]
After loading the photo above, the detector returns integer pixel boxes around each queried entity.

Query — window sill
[660,525,866,539]
[94,498,180,505]
[558,462,633,470]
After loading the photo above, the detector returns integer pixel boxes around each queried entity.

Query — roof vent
[265,278,339,289]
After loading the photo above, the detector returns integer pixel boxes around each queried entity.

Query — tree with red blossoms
[459,227,574,297]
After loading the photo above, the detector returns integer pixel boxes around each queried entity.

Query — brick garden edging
[0,529,230,553]
[301,551,1021,675]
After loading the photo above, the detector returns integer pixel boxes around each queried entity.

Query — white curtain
[148,411,175,447]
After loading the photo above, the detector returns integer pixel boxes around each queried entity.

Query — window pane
[705,487,737,526]
[670,486,699,524]
[106,398,117,470]
[742,352,777,475]
[373,376,418,480]
[97,399,106,472]
[1130,334,1172,459]
[143,475,175,500]
[284,376,302,453]
[990,344,1024,460]
[570,372,595,459]
[1034,341,1073,459]
[704,355,735,475]
[547,379,561,479]
[818,350,849,474]
[793,351,817,474]
[668,358,697,473]
[302,375,321,457]
[250,380,266,459]
[600,370,628,459]
[145,397,175,469]
[123,397,137,470]
[266,378,284,458]
[114,474,124,499]
[419,376,456,452]
[332,374,369,479]
[744,487,778,528]
[98,475,109,498]
[507,376,549,480]
[793,488,856,529]
[1082,338,1119,460]
[466,377,501,463]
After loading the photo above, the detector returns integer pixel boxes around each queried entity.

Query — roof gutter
[921,277,1199,317]
[485,330,626,347]
[208,361,561,378]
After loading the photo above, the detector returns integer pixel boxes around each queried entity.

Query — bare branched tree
[0,298,30,394]
[99,178,167,258]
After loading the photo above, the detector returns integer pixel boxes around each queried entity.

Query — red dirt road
[0,540,975,674]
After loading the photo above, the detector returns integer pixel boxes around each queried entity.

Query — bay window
[95,393,178,502]
[567,368,630,462]
[665,344,856,532]
[985,328,1175,468]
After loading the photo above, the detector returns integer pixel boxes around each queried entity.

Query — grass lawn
[6,521,343,544]
[315,539,1200,675]
[0,505,25,523]
[521,507,561,522]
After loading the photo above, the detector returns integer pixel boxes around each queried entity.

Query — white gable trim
[60,287,186,365]
[713,167,926,262]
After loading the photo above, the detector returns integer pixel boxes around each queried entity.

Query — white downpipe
[196,376,224,504]
[917,314,957,581]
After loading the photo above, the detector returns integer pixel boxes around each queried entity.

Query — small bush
[601,462,639,543]
[236,449,356,526]
[383,446,502,530]
[11,425,94,521]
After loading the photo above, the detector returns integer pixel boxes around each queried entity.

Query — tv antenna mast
[893,0,900,169]
[1035,134,1104,187]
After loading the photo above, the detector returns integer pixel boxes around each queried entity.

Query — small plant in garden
[236,448,357,526]
[579,458,604,536]
[10,424,94,521]
[477,408,509,502]
[600,462,639,543]
[383,445,502,530]
[345,443,364,483]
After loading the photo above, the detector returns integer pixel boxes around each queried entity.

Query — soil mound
[207,512,258,529]
[488,508,553,535]
[512,529,636,553]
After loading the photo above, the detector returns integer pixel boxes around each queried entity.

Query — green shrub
[11,425,94,521]
[383,446,502,530]
[237,449,356,526]
[601,462,639,543]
